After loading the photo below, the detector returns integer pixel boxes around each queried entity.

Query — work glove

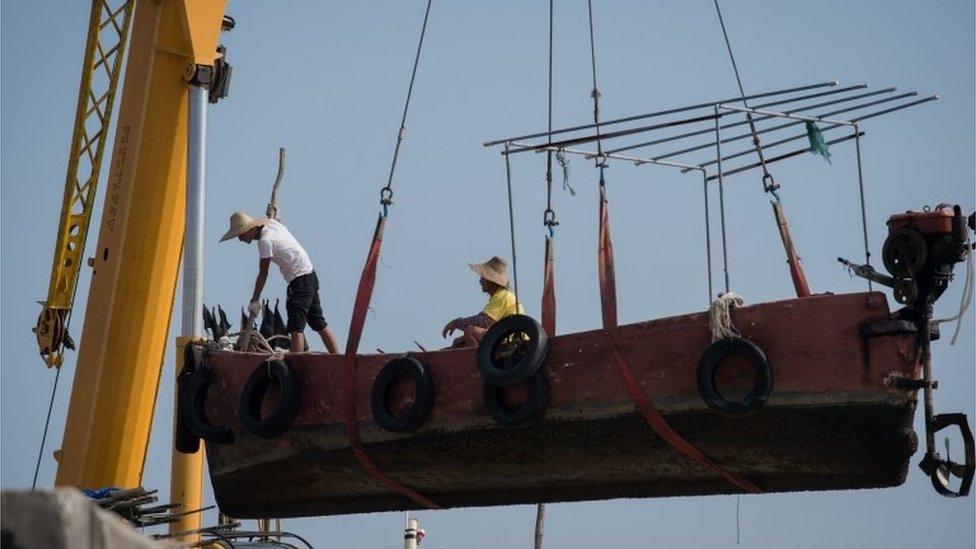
[247,300,262,317]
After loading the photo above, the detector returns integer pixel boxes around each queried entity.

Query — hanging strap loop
[343,217,441,510]
[342,0,440,510]
[542,237,557,337]
[598,188,763,494]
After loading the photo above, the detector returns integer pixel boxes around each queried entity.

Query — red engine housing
[887,205,955,235]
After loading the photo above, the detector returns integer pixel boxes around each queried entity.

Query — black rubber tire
[696,337,772,413]
[483,368,549,426]
[180,364,235,445]
[175,369,200,453]
[238,360,300,439]
[476,314,548,388]
[370,356,436,432]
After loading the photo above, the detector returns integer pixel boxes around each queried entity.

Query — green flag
[805,120,832,164]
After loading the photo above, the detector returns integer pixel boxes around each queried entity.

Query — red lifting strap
[771,200,812,298]
[597,192,763,494]
[542,237,557,337]
[597,189,618,330]
[343,216,442,510]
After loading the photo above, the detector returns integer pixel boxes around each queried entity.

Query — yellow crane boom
[37,0,228,539]
[33,0,135,369]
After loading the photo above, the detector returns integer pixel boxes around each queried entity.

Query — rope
[31,368,61,490]
[709,292,744,341]
[380,0,434,215]
[712,0,777,196]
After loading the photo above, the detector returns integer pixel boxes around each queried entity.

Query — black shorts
[286,271,328,333]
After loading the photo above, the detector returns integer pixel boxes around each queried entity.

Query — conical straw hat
[219,211,268,242]
[469,256,509,287]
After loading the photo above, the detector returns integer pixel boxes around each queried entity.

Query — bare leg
[290,332,305,353]
[317,326,339,354]
[463,326,487,347]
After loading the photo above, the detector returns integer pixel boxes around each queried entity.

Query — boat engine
[840,204,974,497]
[882,204,971,312]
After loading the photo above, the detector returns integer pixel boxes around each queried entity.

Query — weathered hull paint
[204,292,921,517]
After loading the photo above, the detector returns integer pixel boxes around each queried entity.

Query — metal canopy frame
[483,79,938,303]
[486,79,936,182]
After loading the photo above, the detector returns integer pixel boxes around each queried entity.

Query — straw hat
[219,211,268,242]
[469,256,509,287]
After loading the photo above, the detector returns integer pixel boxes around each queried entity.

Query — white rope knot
[710,292,744,342]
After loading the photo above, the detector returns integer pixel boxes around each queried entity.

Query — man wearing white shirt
[221,210,339,353]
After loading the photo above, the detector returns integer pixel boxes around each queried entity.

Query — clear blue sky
[2,1,974,547]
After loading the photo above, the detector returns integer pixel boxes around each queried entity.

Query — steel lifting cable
[31,368,61,490]
[712,0,777,196]
[379,0,434,217]
[544,0,558,238]
[343,0,440,510]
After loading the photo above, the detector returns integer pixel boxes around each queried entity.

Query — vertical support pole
[183,85,207,337]
[169,82,208,541]
[714,106,731,293]
[853,124,873,292]
[702,169,714,305]
[504,142,520,301]
[404,517,420,549]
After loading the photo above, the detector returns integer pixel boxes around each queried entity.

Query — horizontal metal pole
[482,80,838,147]
[503,113,717,155]
[686,95,938,172]
[654,91,917,161]
[605,86,894,156]
[510,141,701,171]
[851,94,938,122]
[749,83,867,110]
[706,132,864,182]
[717,103,856,127]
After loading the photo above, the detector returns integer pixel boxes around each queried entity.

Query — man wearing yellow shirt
[442,256,524,347]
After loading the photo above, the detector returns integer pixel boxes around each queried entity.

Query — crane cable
[712,0,777,197]
[586,0,604,164]
[379,0,434,217]
[31,369,61,490]
[543,0,558,238]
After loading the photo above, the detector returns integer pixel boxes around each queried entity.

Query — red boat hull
[202,292,922,517]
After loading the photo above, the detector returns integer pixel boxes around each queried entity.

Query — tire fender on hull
[370,356,436,432]
[238,360,300,439]
[696,337,773,412]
